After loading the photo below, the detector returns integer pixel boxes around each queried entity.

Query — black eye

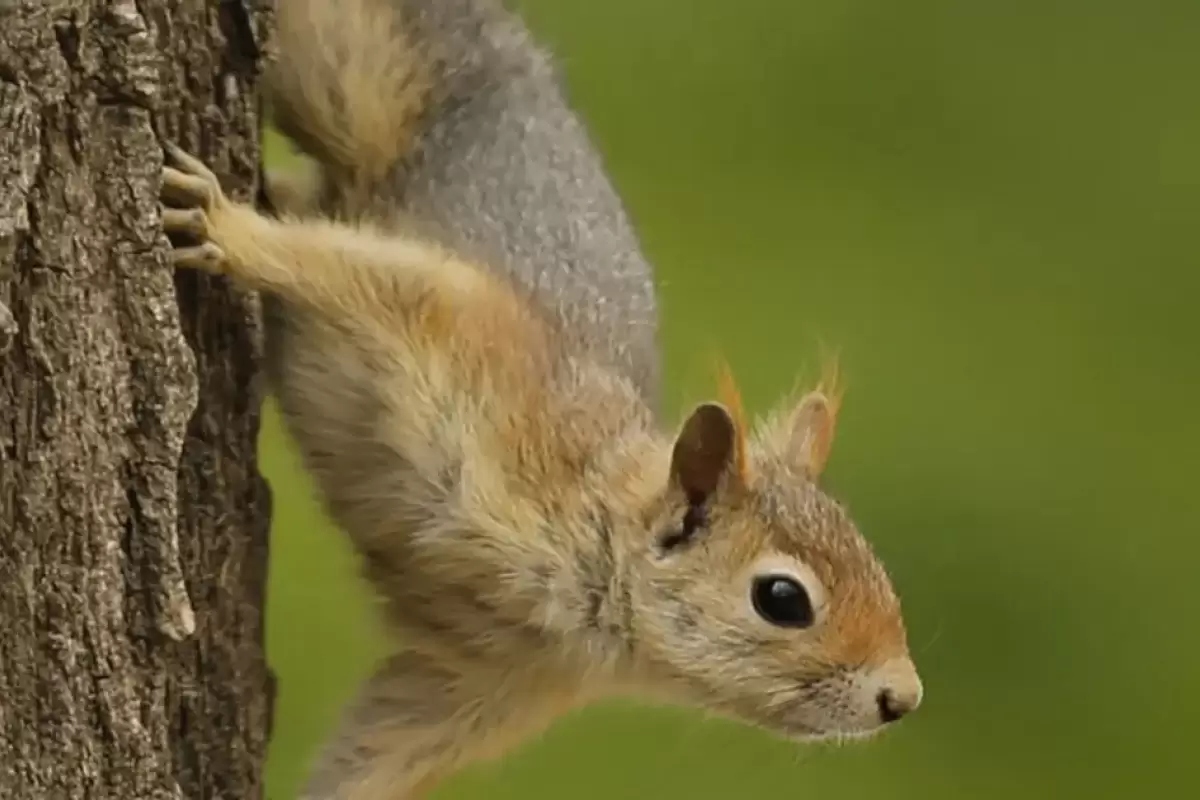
[751,575,815,628]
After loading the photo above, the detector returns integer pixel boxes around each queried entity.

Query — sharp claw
[163,140,184,165]
[162,142,220,186]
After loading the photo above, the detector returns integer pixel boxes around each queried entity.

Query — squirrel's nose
[877,687,917,722]
[872,658,922,724]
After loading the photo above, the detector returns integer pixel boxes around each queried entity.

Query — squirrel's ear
[783,390,839,478]
[669,402,743,501]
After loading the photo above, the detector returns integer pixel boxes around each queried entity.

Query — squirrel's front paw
[160,143,228,274]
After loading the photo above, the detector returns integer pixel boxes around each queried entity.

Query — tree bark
[0,1,274,798]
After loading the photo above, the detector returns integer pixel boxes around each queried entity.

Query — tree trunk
[0,1,275,798]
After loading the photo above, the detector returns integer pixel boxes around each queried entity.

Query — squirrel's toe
[170,242,226,275]
[161,207,209,240]
[163,142,220,183]
[161,167,216,211]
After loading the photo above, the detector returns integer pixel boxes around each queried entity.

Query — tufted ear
[782,389,840,478]
[669,403,743,502]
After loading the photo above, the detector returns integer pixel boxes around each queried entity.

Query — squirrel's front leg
[159,143,395,324]
[159,143,334,296]
[301,650,568,800]
[158,143,490,332]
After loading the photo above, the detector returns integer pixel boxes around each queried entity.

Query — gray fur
[369,0,660,407]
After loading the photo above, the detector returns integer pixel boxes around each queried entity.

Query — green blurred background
[259,1,1200,797]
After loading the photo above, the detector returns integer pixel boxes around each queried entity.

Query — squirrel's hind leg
[299,650,566,800]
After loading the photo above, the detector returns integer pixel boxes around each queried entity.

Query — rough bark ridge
[0,1,275,798]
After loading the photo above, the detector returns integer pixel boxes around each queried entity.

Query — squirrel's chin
[778,722,889,745]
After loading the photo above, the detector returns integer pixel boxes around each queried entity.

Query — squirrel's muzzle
[870,657,923,724]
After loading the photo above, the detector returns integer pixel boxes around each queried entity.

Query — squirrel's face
[631,377,921,741]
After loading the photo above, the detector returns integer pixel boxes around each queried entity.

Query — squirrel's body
[159,1,923,797]
[268,0,659,403]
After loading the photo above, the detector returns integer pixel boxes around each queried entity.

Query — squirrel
[158,0,923,797]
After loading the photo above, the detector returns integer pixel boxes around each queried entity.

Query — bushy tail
[266,0,434,184]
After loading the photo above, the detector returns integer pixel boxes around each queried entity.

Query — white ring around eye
[744,553,828,625]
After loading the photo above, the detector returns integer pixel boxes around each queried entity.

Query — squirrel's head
[629,367,921,741]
